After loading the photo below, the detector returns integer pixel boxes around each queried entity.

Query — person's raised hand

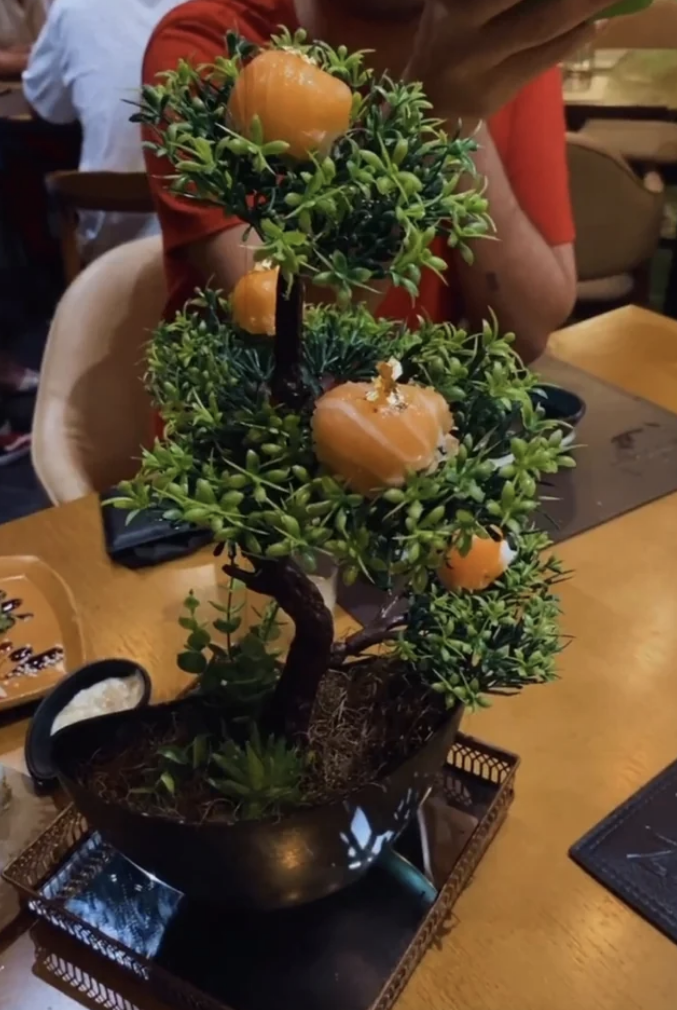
[406,0,608,120]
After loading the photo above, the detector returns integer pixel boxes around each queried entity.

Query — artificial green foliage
[134,28,492,304]
[177,587,282,715]
[116,30,575,814]
[150,717,305,821]
[114,295,572,593]
[397,532,566,710]
[208,727,306,819]
[140,587,305,817]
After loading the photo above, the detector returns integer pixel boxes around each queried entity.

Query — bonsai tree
[110,30,571,821]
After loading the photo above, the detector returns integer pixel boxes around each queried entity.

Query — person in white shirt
[22,0,188,262]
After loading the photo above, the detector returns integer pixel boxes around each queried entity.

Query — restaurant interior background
[0,5,676,526]
[4,7,677,1010]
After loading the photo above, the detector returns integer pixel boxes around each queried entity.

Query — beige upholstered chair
[584,3,677,165]
[566,132,665,305]
[32,235,165,504]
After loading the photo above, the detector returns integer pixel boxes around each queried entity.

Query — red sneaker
[0,422,31,466]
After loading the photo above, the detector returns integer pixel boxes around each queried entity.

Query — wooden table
[4,304,677,1009]
[564,48,677,128]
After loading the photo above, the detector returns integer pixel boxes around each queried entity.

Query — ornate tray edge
[3,733,519,1010]
[369,734,518,1010]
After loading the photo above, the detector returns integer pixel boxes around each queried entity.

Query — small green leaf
[213,616,241,634]
[261,140,289,156]
[177,651,207,675]
[249,113,264,145]
[184,507,212,523]
[343,565,359,586]
[266,541,291,558]
[383,488,406,504]
[246,743,265,790]
[195,479,217,504]
[188,628,211,650]
[160,772,176,795]
[158,746,189,765]
[183,593,199,614]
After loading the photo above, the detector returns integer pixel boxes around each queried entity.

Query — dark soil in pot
[52,659,463,908]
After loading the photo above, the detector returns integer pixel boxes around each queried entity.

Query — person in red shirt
[143,0,606,363]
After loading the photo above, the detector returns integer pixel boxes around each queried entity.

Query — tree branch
[331,592,407,665]
[271,273,306,408]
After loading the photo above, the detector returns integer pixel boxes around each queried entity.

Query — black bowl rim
[532,384,586,427]
[52,696,463,833]
[25,658,152,788]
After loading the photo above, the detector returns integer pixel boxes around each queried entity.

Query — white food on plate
[51,673,145,735]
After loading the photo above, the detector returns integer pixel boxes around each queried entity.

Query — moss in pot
[53,31,572,909]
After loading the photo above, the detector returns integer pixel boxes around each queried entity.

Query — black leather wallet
[570,758,677,943]
[100,491,213,569]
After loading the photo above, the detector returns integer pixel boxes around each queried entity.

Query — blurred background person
[0,0,48,77]
[22,0,190,263]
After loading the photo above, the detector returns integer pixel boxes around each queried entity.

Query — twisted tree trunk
[222,559,333,740]
[224,276,401,739]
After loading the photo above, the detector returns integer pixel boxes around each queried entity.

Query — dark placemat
[570,759,677,943]
[536,357,677,544]
[339,357,677,625]
[4,735,517,1010]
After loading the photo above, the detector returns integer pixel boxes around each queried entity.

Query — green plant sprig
[132,582,306,817]
[395,531,567,710]
[134,28,492,303]
[111,295,573,595]
[208,725,307,820]
[176,587,283,715]
[149,720,306,821]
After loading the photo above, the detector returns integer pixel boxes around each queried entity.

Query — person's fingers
[437,0,610,28]
[500,22,596,80]
[488,0,604,59]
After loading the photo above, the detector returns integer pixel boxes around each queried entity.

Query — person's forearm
[453,124,576,364]
[0,49,29,78]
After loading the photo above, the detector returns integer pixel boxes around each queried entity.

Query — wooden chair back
[45,170,154,283]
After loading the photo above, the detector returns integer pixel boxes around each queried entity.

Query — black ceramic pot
[52,699,463,909]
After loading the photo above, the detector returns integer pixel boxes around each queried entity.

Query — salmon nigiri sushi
[228,49,353,161]
[438,534,516,592]
[231,263,279,336]
[312,361,457,496]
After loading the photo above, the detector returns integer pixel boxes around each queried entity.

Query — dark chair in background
[45,170,154,284]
